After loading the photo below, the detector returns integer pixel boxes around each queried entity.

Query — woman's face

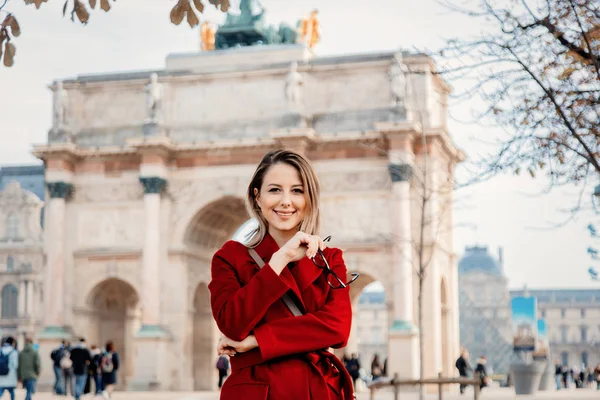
[255,162,307,240]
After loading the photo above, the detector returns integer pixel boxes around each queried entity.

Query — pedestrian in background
[18,338,40,400]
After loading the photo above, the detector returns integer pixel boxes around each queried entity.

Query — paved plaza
[14,387,600,400]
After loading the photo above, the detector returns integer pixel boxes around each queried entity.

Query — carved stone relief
[319,170,391,193]
[77,209,144,248]
[73,183,143,203]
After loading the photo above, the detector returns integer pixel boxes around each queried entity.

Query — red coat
[209,233,354,400]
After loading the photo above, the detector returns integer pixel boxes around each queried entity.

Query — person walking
[50,340,67,395]
[89,345,103,396]
[553,360,562,390]
[594,363,600,390]
[371,354,384,381]
[474,356,489,390]
[100,341,119,399]
[17,338,40,400]
[456,349,471,394]
[345,353,361,388]
[0,337,18,400]
[209,150,357,400]
[216,355,230,389]
[69,338,91,400]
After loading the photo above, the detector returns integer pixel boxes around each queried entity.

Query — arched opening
[87,278,140,390]
[1,284,18,318]
[192,283,217,390]
[440,278,450,377]
[345,272,389,384]
[185,196,248,390]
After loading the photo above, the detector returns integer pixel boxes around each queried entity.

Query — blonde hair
[245,149,321,247]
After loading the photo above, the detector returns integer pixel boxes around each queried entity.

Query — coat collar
[252,233,325,306]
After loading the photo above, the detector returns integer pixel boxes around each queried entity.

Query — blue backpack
[0,350,13,376]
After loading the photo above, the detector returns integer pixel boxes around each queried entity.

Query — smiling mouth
[275,210,296,217]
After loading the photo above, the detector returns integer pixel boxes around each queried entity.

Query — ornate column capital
[388,163,413,182]
[46,181,73,199]
[139,177,167,194]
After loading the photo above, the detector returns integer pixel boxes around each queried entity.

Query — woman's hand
[270,232,327,274]
[217,335,259,356]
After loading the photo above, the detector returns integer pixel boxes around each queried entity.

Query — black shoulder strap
[248,248,303,317]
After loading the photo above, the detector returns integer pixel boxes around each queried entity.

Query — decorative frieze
[388,163,413,182]
[139,177,167,194]
[46,181,74,199]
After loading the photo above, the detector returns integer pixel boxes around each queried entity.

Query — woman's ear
[253,188,260,207]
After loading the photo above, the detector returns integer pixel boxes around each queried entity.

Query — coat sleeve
[209,241,292,341]
[253,248,352,361]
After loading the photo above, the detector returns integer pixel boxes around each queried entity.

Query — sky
[1,0,599,290]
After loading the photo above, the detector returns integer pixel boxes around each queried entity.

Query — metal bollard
[438,372,443,400]
[393,373,399,400]
[473,372,480,400]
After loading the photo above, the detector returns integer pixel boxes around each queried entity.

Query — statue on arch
[285,61,304,111]
[200,21,216,51]
[388,59,413,111]
[52,80,68,131]
[299,9,320,49]
[145,73,163,124]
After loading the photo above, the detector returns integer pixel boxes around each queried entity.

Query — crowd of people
[554,361,600,390]
[50,339,120,400]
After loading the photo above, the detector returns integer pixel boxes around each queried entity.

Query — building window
[561,326,568,344]
[6,256,14,272]
[1,284,18,318]
[581,308,586,318]
[561,309,566,318]
[561,352,568,366]
[541,310,546,318]
[373,310,378,320]
[6,214,19,239]
[582,352,589,368]
[581,326,588,343]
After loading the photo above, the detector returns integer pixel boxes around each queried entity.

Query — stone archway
[343,272,389,369]
[191,283,218,390]
[87,278,140,390]
[184,196,249,390]
[440,278,450,377]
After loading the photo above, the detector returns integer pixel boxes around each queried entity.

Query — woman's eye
[293,189,304,194]
[269,188,280,192]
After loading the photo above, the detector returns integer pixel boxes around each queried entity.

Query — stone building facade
[32,40,463,390]
[459,245,600,374]
[0,174,45,343]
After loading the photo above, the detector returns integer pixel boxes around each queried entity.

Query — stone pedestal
[388,321,419,379]
[510,360,546,395]
[538,360,555,391]
[128,326,171,391]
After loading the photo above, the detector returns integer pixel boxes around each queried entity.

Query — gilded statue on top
[200,22,216,51]
[299,9,320,49]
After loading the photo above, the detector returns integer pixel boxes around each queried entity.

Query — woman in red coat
[209,149,357,400]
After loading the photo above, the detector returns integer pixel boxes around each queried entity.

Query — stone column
[41,181,73,333]
[139,177,167,330]
[129,176,170,391]
[387,163,419,379]
[18,280,26,318]
[26,281,33,318]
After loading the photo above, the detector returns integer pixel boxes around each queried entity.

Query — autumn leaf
[187,6,200,28]
[100,0,111,12]
[7,16,20,37]
[193,0,204,13]
[3,42,15,67]
[89,0,97,8]
[170,1,186,25]
[24,0,49,9]
[74,1,90,24]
